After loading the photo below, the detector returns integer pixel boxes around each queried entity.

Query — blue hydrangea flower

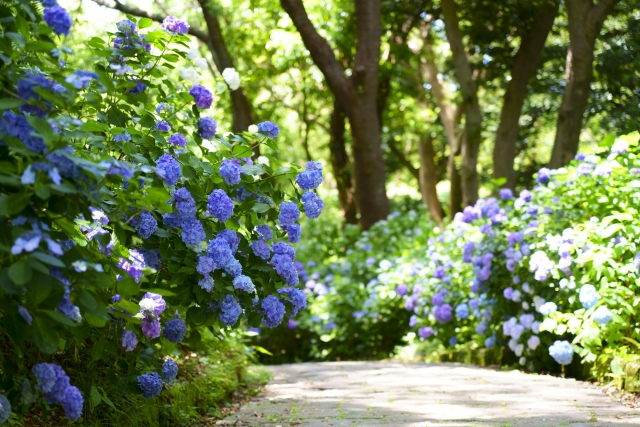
[250,239,270,260]
[485,336,496,348]
[181,216,205,245]
[161,15,189,34]
[301,192,323,219]
[197,255,216,275]
[43,5,72,36]
[65,70,98,89]
[113,131,131,143]
[137,372,163,398]
[418,326,433,339]
[549,340,573,365]
[189,85,213,109]
[156,154,181,186]
[499,188,513,200]
[537,167,551,184]
[116,19,137,34]
[33,363,70,405]
[219,159,243,185]
[278,288,306,315]
[272,242,295,260]
[287,223,301,243]
[0,111,47,154]
[122,330,138,351]
[434,304,452,324]
[579,284,599,309]
[139,248,161,271]
[197,117,217,139]
[156,102,173,114]
[61,386,83,420]
[154,120,171,132]
[538,302,557,316]
[198,274,214,292]
[207,189,234,222]
[139,292,166,316]
[0,394,11,424]
[40,0,57,7]
[295,161,323,191]
[455,303,469,319]
[163,318,186,343]
[132,211,157,239]
[255,224,273,241]
[223,258,242,277]
[129,81,147,94]
[168,133,187,147]
[117,249,146,283]
[257,121,279,139]
[218,294,242,326]
[57,295,81,322]
[218,229,240,254]
[262,295,285,328]
[207,237,233,266]
[233,275,255,293]
[18,306,33,325]
[162,359,179,383]
[278,202,300,227]
[593,306,612,325]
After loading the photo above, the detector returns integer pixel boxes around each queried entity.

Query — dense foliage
[257,134,640,385]
[0,1,323,423]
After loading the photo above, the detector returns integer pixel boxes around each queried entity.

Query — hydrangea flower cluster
[32,363,83,420]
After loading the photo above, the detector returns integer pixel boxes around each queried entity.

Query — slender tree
[280,0,390,229]
[328,101,358,224]
[441,0,482,208]
[493,0,559,189]
[548,0,621,167]
[418,136,444,226]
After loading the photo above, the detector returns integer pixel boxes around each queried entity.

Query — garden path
[219,361,640,427]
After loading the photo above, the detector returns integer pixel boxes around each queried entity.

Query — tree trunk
[418,136,443,226]
[448,132,464,219]
[198,0,256,134]
[549,0,621,168]
[281,0,390,229]
[441,0,482,208]
[493,0,559,188]
[329,103,358,224]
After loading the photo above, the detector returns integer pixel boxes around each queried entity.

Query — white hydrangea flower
[179,67,200,85]
[186,47,199,60]
[257,156,270,166]
[194,58,208,70]
[222,67,241,90]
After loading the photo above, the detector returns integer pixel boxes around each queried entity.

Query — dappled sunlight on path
[220,361,640,427]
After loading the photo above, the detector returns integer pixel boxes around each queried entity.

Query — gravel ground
[218,361,640,427]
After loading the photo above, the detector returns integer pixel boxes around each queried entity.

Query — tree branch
[89,0,209,43]
[280,0,353,116]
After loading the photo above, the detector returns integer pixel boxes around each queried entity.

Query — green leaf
[143,288,176,296]
[252,345,273,356]
[33,318,60,354]
[241,164,265,175]
[0,191,32,217]
[30,252,65,267]
[91,339,106,361]
[0,98,24,109]
[84,313,108,327]
[232,144,253,158]
[90,386,102,410]
[9,259,32,285]
[42,309,77,327]
[138,18,153,29]
[251,203,271,213]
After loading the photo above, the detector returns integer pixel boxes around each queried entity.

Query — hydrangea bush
[0,2,322,421]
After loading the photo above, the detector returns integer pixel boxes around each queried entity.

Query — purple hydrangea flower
[218,229,240,253]
[207,189,234,222]
[434,304,453,324]
[57,295,81,322]
[218,294,242,326]
[197,117,217,139]
[288,319,298,329]
[162,359,178,383]
[197,255,216,275]
[262,295,285,328]
[140,292,166,316]
[396,284,409,296]
[154,120,171,132]
[141,316,161,338]
[168,133,187,147]
[163,317,186,343]
[18,306,33,325]
[207,237,233,266]
[65,70,98,89]
[499,188,513,200]
[198,274,214,292]
[251,239,271,260]
[156,154,181,186]
[189,85,213,109]
[161,15,190,34]
[233,275,255,293]
[122,330,138,351]
[61,386,83,420]
[43,5,72,36]
[301,192,323,219]
[257,121,279,139]
[137,372,163,398]
[418,326,433,339]
[117,249,146,282]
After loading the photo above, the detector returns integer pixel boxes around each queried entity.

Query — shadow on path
[220,361,640,427]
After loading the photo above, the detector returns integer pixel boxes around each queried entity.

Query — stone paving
[220,361,640,427]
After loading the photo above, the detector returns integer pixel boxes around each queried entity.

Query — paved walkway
[220,361,640,427]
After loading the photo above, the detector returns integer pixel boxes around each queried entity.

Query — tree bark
[281,0,390,229]
[493,0,559,188]
[441,0,482,208]
[388,139,421,184]
[329,102,358,224]
[418,136,443,226]
[91,0,257,136]
[548,0,621,168]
